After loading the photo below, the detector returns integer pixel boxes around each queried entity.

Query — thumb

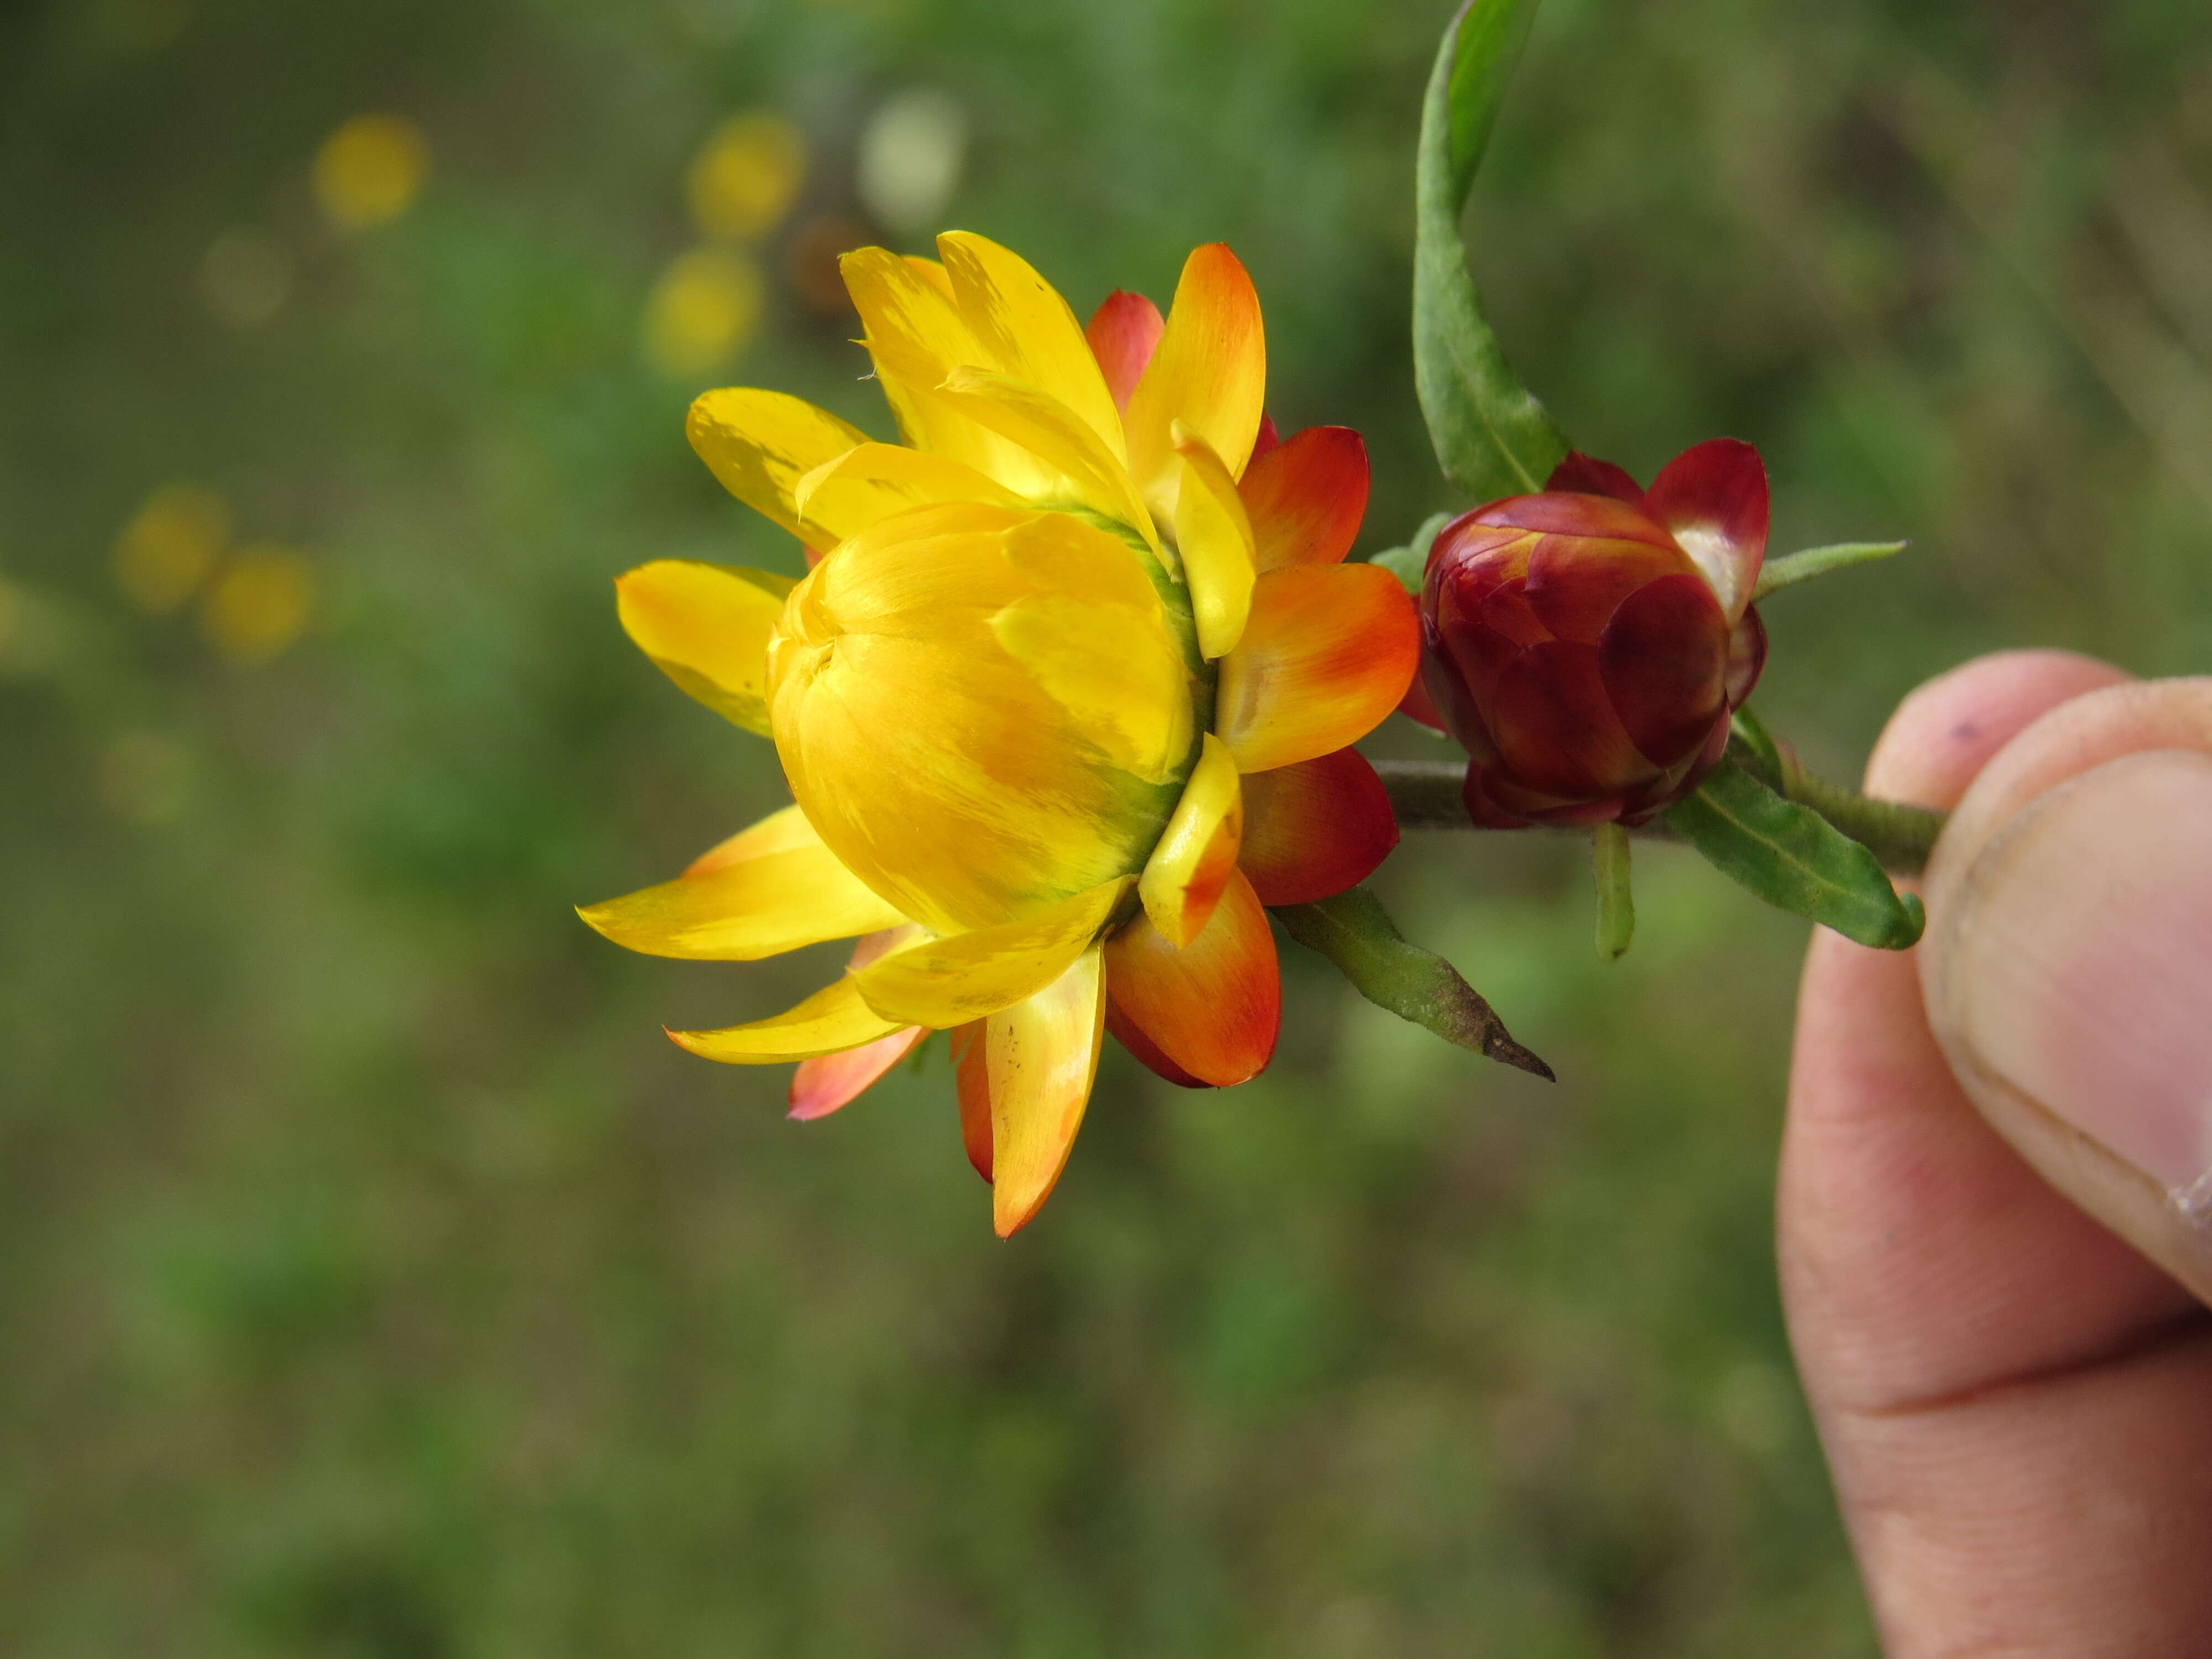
[1922,679,2212,1303]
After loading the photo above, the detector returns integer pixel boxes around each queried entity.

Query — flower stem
[1592,823,1634,961]
[1371,754,1946,875]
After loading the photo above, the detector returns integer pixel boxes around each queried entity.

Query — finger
[1783,650,2163,1417]
[1922,677,2212,1305]
[1783,653,2212,1658]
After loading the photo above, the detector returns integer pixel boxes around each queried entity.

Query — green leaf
[1273,886,1553,1078]
[1750,540,1909,603]
[1667,759,1927,949]
[1365,508,1457,596]
[1413,0,1571,503]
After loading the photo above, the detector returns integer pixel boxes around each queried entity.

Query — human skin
[1782,650,2212,1656]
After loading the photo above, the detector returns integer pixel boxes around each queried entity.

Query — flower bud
[1419,439,1770,826]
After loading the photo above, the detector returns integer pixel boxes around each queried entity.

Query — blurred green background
[5,0,2210,1651]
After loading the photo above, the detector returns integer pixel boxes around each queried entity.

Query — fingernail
[1940,749,2212,1217]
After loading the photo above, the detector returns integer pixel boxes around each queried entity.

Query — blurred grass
[3,0,2210,1651]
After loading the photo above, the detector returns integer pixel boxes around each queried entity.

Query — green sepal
[1273,885,1553,1079]
[1667,758,1927,950]
[1750,541,1909,604]
[1366,509,1457,597]
[1727,707,1785,788]
[1413,0,1571,503]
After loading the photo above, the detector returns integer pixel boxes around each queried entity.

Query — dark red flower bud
[1418,439,1771,827]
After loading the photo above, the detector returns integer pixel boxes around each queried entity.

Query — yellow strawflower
[584,234,1416,1234]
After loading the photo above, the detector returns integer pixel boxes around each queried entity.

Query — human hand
[1782,650,2212,1656]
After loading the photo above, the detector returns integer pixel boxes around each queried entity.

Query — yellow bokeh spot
[686,112,806,243]
[313,114,430,232]
[202,546,315,664]
[117,483,231,612]
[643,248,765,380]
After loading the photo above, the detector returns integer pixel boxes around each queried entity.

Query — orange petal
[1138,731,1241,948]
[983,947,1108,1237]
[1214,564,1420,774]
[1123,244,1266,520]
[1103,869,1279,1087]
[787,926,927,1120]
[1238,748,1400,906]
[1085,290,1164,413]
[950,1020,993,1181]
[1239,426,1370,572]
[1105,1000,1208,1089]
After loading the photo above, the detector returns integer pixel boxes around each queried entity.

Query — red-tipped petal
[1470,491,1675,550]
[1250,414,1282,461]
[1103,870,1279,1087]
[1238,749,1399,906]
[950,1021,992,1181]
[1644,438,1768,618]
[1486,639,1648,800]
[788,1027,925,1120]
[1597,571,1730,767]
[1546,451,1647,506]
[1725,604,1768,707]
[1084,290,1165,414]
[1238,426,1370,572]
[1106,1000,1209,1088]
[785,926,928,1119]
[1524,535,1689,645]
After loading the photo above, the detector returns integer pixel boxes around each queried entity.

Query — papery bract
[584,233,1419,1234]
[1415,439,1771,827]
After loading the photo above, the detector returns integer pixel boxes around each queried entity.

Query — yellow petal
[686,389,869,550]
[933,367,1159,551]
[838,247,1058,499]
[851,878,1130,1027]
[1169,425,1256,660]
[769,504,1193,933]
[1136,732,1243,948]
[791,442,1021,548]
[615,560,795,735]
[902,255,956,300]
[982,946,1108,1237]
[578,840,906,960]
[683,801,817,877]
[937,231,1126,466]
[1123,244,1266,522]
[667,975,906,1064]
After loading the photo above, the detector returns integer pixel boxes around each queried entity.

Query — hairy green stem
[1372,754,1946,875]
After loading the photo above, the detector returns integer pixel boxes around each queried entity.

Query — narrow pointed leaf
[1667,758,1927,948]
[1750,541,1909,603]
[1413,0,1571,502]
[1273,885,1552,1078]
